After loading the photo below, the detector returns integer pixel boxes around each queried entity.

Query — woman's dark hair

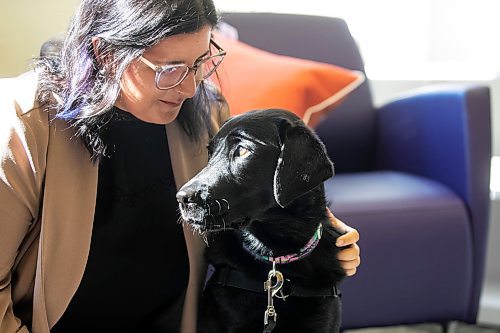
[36,0,220,162]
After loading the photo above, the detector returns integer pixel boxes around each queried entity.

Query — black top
[52,108,189,333]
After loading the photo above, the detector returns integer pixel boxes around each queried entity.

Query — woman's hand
[327,208,361,276]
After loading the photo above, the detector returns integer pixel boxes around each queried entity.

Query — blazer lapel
[166,121,208,191]
[166,121,209,333]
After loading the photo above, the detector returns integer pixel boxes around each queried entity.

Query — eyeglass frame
[139,39,226,90]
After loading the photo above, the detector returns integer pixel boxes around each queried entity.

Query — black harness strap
[206,266,341,298]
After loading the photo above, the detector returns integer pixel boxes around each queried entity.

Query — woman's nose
[177,71,197,98]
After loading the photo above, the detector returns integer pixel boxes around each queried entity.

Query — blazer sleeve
[0,85,49,332]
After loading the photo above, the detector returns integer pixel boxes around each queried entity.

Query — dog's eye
[234,145,250,158]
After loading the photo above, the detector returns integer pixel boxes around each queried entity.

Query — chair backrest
[221,12,376,173]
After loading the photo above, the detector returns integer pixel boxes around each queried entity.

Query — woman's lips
[160,99,183,107]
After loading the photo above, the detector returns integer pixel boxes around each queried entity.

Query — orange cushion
[214,34,365,127]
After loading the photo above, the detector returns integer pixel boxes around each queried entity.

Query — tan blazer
[0,71,228,333]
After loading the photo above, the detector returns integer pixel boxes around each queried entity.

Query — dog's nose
[176,188,205,205]
[176,190,192,204]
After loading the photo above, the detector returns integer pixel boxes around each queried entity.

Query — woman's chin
[137,104,182,124]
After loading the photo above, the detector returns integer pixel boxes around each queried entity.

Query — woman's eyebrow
[165,49,210,66]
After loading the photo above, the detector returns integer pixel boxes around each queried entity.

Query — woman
[0,0,360,332]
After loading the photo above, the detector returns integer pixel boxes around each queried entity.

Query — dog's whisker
[221,198,230,211]
[215,199,222,215]
[176,206,184,225]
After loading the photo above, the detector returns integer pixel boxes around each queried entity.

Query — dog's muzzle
[176,189,230,232]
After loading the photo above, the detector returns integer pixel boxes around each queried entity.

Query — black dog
[177,109,346,332]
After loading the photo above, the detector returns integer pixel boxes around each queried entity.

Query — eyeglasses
[139,39,226,90]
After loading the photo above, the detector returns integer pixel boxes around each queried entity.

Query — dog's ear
[273,119,334,207]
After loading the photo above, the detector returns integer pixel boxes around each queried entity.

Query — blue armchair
[221,12,492,329]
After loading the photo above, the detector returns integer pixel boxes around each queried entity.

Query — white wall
[477,195,500,325]
[0,0,80,77]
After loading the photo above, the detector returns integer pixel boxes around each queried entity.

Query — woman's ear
[91,36,115,73]
[91,36,103,62]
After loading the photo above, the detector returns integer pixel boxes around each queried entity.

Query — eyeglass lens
[156,43,224,89]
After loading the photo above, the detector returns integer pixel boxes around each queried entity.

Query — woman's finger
[344,268,358,277]
[339,256,361,270]
[337,244,360,261]
[335,228,360,247]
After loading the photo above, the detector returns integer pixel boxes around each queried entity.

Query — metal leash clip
[263,262,284,332]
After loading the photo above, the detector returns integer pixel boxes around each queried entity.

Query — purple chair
[221,12,492,329]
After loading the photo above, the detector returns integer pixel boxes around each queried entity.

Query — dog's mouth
[178,199,243,233]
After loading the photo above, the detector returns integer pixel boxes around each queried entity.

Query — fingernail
[336,240,344,246]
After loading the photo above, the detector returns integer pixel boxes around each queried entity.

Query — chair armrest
[375,83,491,322]
[376,84,491,201]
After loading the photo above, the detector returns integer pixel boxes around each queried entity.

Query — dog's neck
[239,187,327,264]
[241,223,323,264]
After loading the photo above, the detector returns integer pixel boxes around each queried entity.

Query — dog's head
[176,109,333,233]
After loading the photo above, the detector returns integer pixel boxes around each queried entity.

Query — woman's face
[115,25,212,124]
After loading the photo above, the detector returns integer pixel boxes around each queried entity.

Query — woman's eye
[235,146,250,158]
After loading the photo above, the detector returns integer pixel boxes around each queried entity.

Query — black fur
[177,109,346,332]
